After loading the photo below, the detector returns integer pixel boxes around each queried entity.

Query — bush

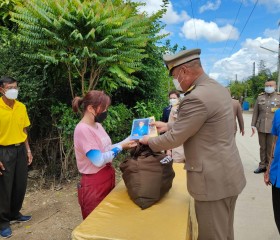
[133,100,165,121]
[50,103,80,179]
[103,103,133,143]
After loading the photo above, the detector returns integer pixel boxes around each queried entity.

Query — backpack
[119,144,175,209]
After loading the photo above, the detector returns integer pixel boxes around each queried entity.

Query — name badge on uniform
[271,101,279,112]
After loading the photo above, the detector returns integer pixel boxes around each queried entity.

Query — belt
[0,142,24,148]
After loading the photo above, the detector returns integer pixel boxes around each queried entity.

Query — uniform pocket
[187,171,206,195]
[185,157,203,172]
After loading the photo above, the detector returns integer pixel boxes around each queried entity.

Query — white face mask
[173,69,183,92]
[173,78,183,92]
[169,98,179,106]
[5,89,19,100]
[265,87,275,94]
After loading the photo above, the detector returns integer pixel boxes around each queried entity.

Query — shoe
[254,167,266,174]
[0,227,12,238]
[16,215,32,223]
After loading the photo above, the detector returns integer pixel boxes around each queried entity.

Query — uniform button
[191,167,194,170]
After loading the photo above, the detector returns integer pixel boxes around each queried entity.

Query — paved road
[234,112,279,239]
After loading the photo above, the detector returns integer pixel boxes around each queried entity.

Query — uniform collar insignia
[184,85,196,96]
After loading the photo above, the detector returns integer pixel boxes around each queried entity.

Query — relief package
[120,144,175,209]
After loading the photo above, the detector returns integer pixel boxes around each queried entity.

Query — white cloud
[199,0,221,13]
[163,3,190,24]
[132,0,189,24]
[133,0,162,15]
[209,37,278,84]
[264,28,279,40]
[255,0,280,13]
[181,19,239,42]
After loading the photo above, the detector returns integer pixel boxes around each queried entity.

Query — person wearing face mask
[251,80,280,174]
[140,48,246,240]
[161,90,181,123]
[0,76,33,238]
[72,90,137,219]
[166,91,185,163]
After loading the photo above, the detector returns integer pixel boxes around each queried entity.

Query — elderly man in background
[251,80,280,174]
[140,48,246,240]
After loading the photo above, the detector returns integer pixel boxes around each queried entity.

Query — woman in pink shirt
[72,90,136,219]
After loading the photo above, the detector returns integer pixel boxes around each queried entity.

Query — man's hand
[240,129,245,136]
[150,121,168,133]
[27,152,33,165]
[166,150,172,157]
[264,169,271,186]
[251,126,256,137]
[139,135,150,145]
[0,161,5,175]
[121,140,137,150]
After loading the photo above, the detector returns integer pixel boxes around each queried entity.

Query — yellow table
[72,163,198,240]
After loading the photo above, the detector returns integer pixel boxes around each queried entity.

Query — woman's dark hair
[72,90,111,114]
[168,90,180,98]
[0,76,17,87]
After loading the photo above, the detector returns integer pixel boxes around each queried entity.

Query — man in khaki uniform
[251,80,280,173]
[140,49,246,240]
[232,98,244,137]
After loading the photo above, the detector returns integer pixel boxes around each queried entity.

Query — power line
[222,0,243,55]
[189,0,198,47]
[229,0,259,55]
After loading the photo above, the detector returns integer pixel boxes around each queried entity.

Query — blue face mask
[265,87,275,94]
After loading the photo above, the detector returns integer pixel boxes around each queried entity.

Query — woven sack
[119,144,175,209]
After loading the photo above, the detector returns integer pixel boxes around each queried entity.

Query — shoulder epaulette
[258,92,264,96]
[277,92,280,95]
[184,85,196,96]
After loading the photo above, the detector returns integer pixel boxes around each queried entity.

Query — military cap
[163,48,201,72]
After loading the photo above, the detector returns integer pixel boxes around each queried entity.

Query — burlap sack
[119,144,175,209]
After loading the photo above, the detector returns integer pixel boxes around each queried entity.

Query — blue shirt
[270,109,280,187]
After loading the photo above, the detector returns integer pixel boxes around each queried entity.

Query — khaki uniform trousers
[195,195,238,240]
[258,132,273,168]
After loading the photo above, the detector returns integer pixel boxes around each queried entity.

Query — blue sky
[134,0,280,86]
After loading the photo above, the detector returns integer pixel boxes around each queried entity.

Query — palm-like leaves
[11,0,160,96]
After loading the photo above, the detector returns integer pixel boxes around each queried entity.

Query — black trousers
[0,144,28,229]
[272,185,280,234]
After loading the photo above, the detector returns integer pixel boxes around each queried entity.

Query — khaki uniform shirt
[148,73,246,201]
[251,92,280,133]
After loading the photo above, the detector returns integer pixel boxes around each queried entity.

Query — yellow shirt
[0,97,30,145]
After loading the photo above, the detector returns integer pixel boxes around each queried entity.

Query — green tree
[0,0,21,30]
[11,0,166,96]
[229,80,246,100]
[1,0,172,180]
